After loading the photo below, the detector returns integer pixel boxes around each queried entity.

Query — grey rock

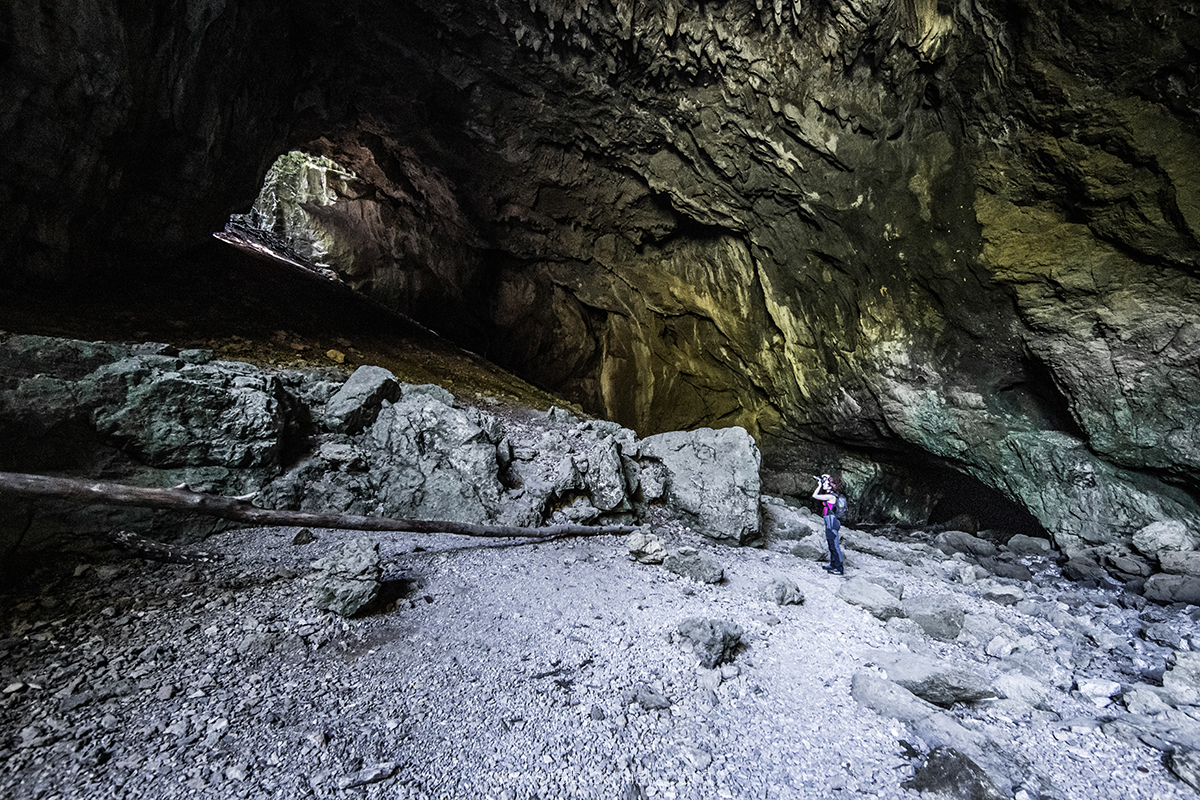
[760,578,805,606]
[547,406,577,424]
[905,747,1007,800]
[676,618,743,669]
[1106,552,1155,578]
[836,577,904,621]
[626,531,667,565]
[292,528,317,545]
[873,651,996,708]
[1061,552,1111,585]
[318,442,368,471]
[1143,574,1200,606]
[322,365,401,434]
[582,441,631,513]
[365,392,503,523]
[934,531,998,559]
[1074,678,1121,707]
[638,426,761,544]
[851,674,1015,792]
[663,548,724,584]
[1143,621,1185,649]
[88,358,286,469]
[977,580,1024,607]
[760,497,822,540]
[636,461,669,502]
[974,557,1034,583]
[503,424,634,526]
[1132,520,1197,561]
[1122,686,1173,716]
[682,746,712,770]
[1004,535,1053,556]
[337,761,398,790]
[902,594,966,641]
[993,674,1048,708]
[866,576,905,600]
[307,538,382,617]
[1167,747,1200,791]
[179,348,213,364]
[1163,651,1200,707]
[1159,551,1200,577]
[634,685,671,711]
[404,383,455,406]
[789,536,826,561]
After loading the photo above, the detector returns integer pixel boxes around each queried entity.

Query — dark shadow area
[355,576,423,617]
[928,469,1045,540]
[0,237,431,345]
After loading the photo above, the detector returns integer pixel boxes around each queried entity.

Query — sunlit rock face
[2,0,1198,559]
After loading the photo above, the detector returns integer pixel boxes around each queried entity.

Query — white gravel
[1,521,1195,800]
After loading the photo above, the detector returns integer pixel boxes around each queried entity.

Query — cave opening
[925,467,1046,541]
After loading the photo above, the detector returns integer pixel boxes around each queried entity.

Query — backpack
[833,494,847,521]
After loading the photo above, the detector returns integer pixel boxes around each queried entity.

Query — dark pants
[825,514,843,570]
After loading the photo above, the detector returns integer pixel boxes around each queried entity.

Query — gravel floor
[1,522,1194,799]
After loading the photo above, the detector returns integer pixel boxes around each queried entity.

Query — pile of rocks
[0,333,761,554]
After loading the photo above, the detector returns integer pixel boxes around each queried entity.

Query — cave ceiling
[2,0,1199,552]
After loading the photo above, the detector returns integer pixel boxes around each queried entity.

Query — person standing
[813,474,844,575]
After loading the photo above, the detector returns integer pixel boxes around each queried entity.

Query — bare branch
[0,471,639,540]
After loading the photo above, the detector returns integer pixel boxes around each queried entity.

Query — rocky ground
[4,510,1200,800]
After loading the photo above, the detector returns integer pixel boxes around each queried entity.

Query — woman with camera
[812,474,844,575]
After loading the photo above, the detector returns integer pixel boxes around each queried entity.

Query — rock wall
[1,1,1198,564]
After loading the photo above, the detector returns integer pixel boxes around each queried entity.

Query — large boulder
[638,426,761,544]
[502,418,637,525]
[0,335,292,481]
[934,531,998,559]
[760,496,823,540]
[1158,551,1200,577]
[872,651,996,708]
[365,388,505,523]
[1143,575,1200,606]
[322,365,401,434]
[675,618,743,669]
[663,548,725,584]
[1003,534,1053,557]
[1134,520,1198,562]
[850,673,1015,792]
[902,594,966,642]
[87,358,286,469]
[837,577,904,621]
[308,538,382,617]
[1162,652,1200,708]
[905,747,1007,800]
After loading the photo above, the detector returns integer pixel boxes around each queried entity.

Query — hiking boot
[830,569,844,575]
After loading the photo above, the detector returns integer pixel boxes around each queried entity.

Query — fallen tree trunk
[0,471,640,539]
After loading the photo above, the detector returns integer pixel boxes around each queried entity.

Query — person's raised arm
[812,476,834,503]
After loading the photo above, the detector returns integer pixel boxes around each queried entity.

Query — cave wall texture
[2,0,1199,566]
